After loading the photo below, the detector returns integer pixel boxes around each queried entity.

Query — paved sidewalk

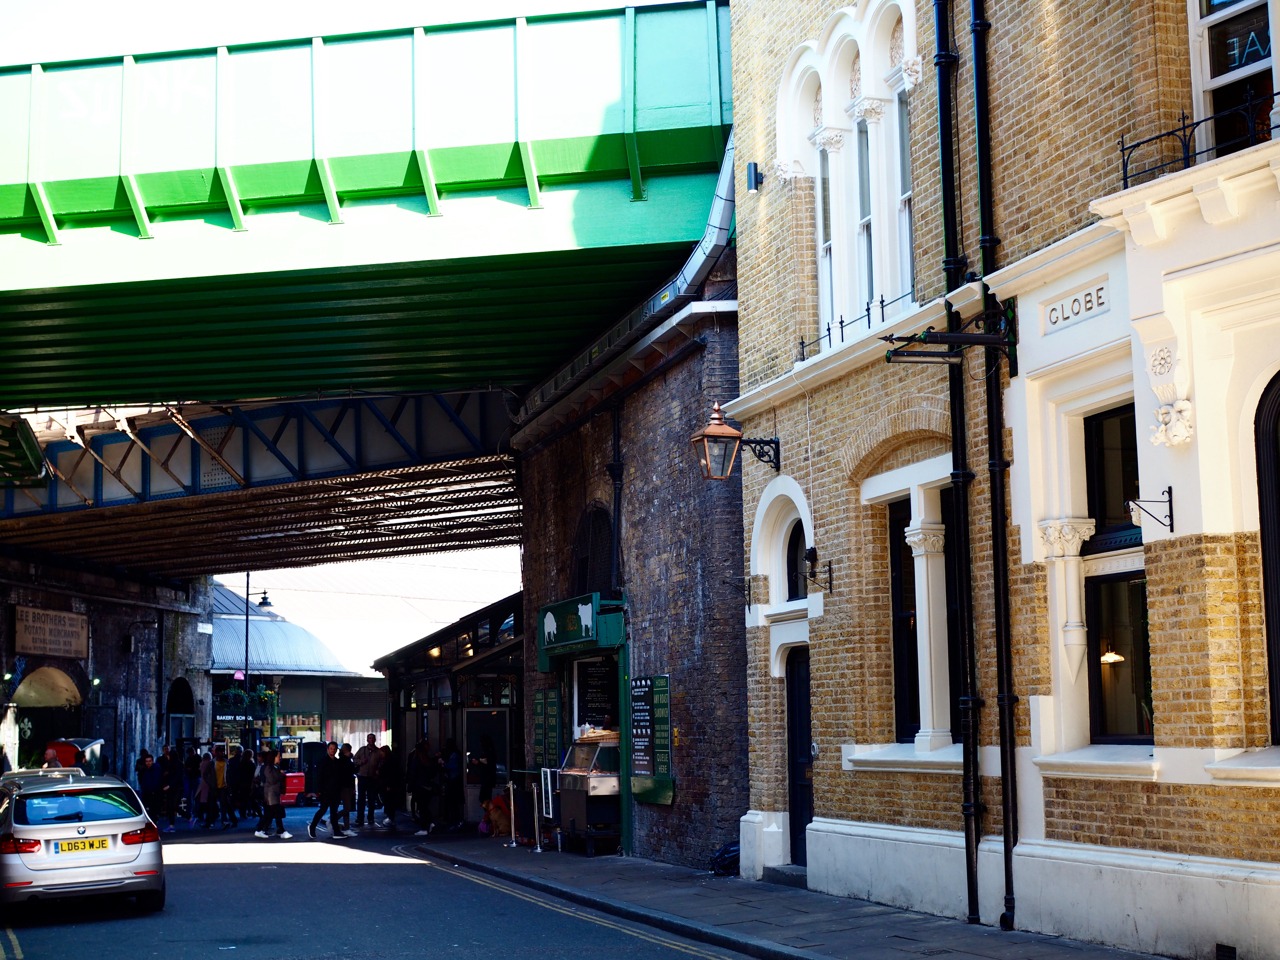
[413,833,1154,960]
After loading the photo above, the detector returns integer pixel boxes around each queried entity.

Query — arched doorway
[785,646,813,866]
[11,666,82,769]
[166,677,196,746]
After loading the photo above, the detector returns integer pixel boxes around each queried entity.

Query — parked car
[0,769,165,912]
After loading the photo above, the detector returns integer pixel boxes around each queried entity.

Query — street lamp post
[242,574,271,748]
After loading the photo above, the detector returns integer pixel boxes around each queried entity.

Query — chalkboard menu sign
[576,660,616,728]
[630,675,671,778]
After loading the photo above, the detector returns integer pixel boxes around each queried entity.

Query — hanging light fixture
[690,402,780,480]
[1100,642,1125,665]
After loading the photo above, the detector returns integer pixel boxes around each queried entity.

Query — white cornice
[1091,140,1280,219]
[984,222,1125,302]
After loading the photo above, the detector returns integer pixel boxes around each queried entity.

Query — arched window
[571,505,614,597]
[786,521,808,602]
[1255,370,1280,741]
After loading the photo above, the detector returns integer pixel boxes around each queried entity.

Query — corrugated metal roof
[212,583,357,677]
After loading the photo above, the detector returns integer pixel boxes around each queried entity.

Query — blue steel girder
[4,391,509,519]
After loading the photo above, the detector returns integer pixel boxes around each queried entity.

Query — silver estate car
[0,769,165,911]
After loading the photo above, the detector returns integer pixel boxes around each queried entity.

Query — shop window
[1085,574,1153,744]
[1193,0,1273,156]
[785,521,808,602]
[1083,405,1141,555]
[889,498,920,742]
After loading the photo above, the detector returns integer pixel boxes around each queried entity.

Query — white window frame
[860,453,955,755]
[1187,0,1274,154]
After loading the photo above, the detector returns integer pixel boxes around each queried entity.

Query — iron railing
[1120,89,1279,189]
[798,287,916,362]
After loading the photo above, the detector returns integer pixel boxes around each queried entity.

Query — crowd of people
[130,735,489,840]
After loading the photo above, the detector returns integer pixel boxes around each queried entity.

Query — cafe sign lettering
[15,606,89,659]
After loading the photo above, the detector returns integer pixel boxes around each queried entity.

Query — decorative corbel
[1146,345,1194,447]
[1039,518,1095,683]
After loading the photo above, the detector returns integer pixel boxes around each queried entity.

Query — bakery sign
[15,606,89,659]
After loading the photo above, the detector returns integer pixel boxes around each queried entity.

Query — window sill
[842,742,962,774]
[763,599,808,624]
[1033,745,1157,781]
[1204,747,1280,783]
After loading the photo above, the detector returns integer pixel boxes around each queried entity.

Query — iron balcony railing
[1120,89,1279,189]
[799,286,916,362]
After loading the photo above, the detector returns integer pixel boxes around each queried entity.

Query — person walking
[471,735,498,806]
[378,744,403,831]
[253,750,291,839]
[160,744,182,832]
[308,741,350,840]
[353,733,382,827]
[183,746,201,823]
[408,741,439,836]
[225,746,244,828]
[441,738,464,831]
[138,753,164,821]
[336,743,357,833]
[197,751,215,827]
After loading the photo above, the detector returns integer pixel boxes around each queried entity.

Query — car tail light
[122,823,161,845]
[0,834,40,854]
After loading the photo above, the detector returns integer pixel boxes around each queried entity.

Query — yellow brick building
[726,0,1280,956]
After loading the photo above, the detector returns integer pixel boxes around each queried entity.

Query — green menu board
[630,675,673,804]
[533,689,562,770]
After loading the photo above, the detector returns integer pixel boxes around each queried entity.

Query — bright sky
[214,548,522,676]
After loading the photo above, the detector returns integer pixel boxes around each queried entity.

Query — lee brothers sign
[15,606,89,659]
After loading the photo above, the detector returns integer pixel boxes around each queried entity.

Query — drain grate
[1216,944,1237,960]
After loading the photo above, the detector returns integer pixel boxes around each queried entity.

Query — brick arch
[839,395,950,481]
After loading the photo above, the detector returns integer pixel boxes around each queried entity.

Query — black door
[785,646,813,866]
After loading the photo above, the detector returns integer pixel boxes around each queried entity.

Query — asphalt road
[2,809,747,960]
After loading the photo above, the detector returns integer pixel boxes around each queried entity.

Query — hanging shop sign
[630,675,674,804]
[536,593,625,669]
[15,606,88,659]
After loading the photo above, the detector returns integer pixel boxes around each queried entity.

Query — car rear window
[16,788,143,826]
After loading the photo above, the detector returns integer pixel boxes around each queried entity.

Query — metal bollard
[505,780,517,848]
[530,781,542,853]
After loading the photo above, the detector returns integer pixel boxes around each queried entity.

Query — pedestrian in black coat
[307,742,350,840]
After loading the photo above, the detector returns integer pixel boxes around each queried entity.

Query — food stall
[557,729,620,856]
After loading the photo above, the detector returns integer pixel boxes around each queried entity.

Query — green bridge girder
[0,1,731,411]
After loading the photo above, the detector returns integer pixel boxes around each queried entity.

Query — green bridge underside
[0,2,732,410]
[0,245,695,408]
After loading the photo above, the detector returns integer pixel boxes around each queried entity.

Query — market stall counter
[557,732,620,856]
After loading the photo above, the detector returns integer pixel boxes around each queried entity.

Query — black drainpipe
[934,0,982,925]
[606,406,624,601]
[969,0,1018,931]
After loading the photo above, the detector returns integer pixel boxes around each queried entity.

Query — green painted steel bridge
[0,1,734,579]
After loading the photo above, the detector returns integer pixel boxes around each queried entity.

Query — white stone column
[905,522,951,752]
